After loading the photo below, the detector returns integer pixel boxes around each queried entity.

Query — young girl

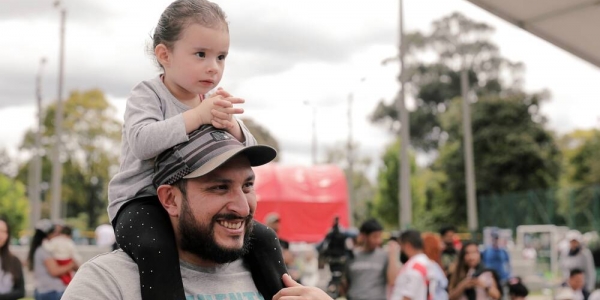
[107,1,286,299]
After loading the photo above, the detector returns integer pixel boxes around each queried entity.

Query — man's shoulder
[87,249,135,265]
[63,250,140,300]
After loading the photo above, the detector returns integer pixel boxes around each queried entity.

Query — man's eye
[218,54,226,60]
[211,185,228,191]
[196,52,206,58]
[243,182,254,189]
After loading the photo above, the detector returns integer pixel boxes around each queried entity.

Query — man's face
[569,273,585,290]
[363,231,383,251]
[177,155,257,264]
[442,230,455,244]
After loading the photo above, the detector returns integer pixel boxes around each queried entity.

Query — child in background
[42,226,81,285]
[106,0,286,299]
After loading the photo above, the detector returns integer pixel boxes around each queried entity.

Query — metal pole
[50,7,66,222]
[347,93,354,227]
[461,67,478,233]
[31,58,46,229]
[398,0,412,230]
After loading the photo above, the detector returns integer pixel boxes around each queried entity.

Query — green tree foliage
[18,89,121,229]
[565,130,600,185]
[369,12,559,230]
[0,174,29,236]
[434,94,561,227]
[371,12,523,151]
[241,117,281,161]
[555,129,600,230]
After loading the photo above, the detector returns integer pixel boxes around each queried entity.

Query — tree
[564,129,600,185]
[0,174,29,237]
[18,89,121,229]
[434,94,561,227]
[241,118,281,161]
[371,12,523,152]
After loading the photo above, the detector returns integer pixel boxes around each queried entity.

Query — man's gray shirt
[345,248,389,300]
[62,250,264,300]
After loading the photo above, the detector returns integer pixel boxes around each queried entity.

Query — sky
[1,0,599,178]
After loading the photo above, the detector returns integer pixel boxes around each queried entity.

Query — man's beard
[179,198,253,264]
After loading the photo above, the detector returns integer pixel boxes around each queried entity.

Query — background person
[561,269,590,300]
[507,277,528,300]
[389,229,429,300]
[440,225,461,275]
[0,217,25,300]
[560,230,596,292]
[448,241,501,300]
[423,232,449,300]
[342,218,400,300]
[27,219,78,300]
[481,231,511,284]
[42,225,81,286]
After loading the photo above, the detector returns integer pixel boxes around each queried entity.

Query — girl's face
[160,23,230,101]
[464,244,481,268]
[0,220,8,248]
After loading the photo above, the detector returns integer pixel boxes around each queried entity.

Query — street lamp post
[30,57,47,229]
[50,1,66,222]
[346,77,366,228]
[397,0,412,230]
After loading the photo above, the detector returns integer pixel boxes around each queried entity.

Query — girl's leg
[113,196,186,300]
[245,221,288,300]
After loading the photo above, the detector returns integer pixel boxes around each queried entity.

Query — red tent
[253,163,349,243]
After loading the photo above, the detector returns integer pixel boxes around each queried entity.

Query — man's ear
[157,185,180,217]
[155,44,170,68]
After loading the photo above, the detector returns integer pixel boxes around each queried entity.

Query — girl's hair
[151,0,228,67]
[422,232,443,267]
[0,218,22,283]
[448,241,480,291]
[27,221,55,271]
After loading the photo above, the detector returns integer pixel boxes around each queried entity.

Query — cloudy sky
[1,0,599,176]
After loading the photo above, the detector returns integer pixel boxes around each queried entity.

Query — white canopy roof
[465,0,600,68]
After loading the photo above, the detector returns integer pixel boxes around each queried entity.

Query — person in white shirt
[390,229,431,300]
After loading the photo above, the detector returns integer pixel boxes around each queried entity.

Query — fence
[478,185,600,233]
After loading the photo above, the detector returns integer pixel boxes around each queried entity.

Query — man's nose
[227,188,250,216]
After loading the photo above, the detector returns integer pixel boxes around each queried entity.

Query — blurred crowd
[2,213,600,300]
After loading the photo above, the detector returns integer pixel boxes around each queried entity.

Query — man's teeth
[220,221,243,229]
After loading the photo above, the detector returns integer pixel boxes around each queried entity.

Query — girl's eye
[196,52,206,58]
[218,54,227,61]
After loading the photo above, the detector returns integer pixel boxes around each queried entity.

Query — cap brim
[183,145,277,179]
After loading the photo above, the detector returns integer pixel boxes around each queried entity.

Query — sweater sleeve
[236,117,257,146]
[584,249,596,292]
[124,87,188,160]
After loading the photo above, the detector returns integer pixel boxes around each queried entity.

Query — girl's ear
[155,44,170,68]
[157,185,180,217]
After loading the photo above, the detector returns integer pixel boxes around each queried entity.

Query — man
[481,231,511,283]
[560,230,596,292]
[562,269,590,300]
[62,126,331,300]
[342,219,400,300]
[264,212,289,250]
[439,225,459,275]
[390,230,430,300]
